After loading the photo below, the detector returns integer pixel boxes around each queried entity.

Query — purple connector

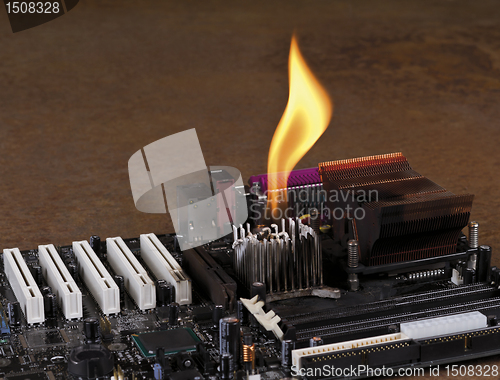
[248,167,320,193]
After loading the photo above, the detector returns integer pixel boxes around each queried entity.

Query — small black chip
[132,328,200,357]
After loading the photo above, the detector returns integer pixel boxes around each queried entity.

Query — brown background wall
[1,1,499,377]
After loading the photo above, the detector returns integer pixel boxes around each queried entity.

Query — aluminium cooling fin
[319,152,474,266]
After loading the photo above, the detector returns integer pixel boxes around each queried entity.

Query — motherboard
[1,152,499,380]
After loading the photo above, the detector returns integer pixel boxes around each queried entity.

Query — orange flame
[267,34,333,210]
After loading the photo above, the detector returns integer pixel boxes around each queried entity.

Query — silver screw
[347,240,359,268]
[347,240,359,291]
[309,208,321,235]
[469,221,479,249]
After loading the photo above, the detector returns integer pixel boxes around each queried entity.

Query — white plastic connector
[3,248,44,324]
[254,310,283,340]
[400,311,487,340]
[240,295,265,315]
[292,332,410,370]
[72,240,120,315]
[451,268,463,285]
[38,244,82,319]
[140,233,192,305]
[240,296,284,340]
[106,237,156,310]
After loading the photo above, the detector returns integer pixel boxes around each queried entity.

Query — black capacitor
[281,339,295,368]
[488,315,498,327]
[220,353,234,380]
[243,332,253,346]
[457,260,466,276]
[165,283,175,305]
[84,317,100,343]
[44,293,57,318]
[40,286,52,295]
[90,235,101,256]
[219,317,240,368]
[491,267,500,285]
[63,249,74,263]
[114,275,125,301]
[478,245,492,282]
[309,336,323,347]
[156,347,165,367]
[236,300,247,325]
[8,301,21,326]
[156,280,166,305]
[250,282,266,303]
[157,281,175,306]
[31,265,43,286]
[169,302,179,326]
[464,268,475,285]
[67,262,78,281]
[212,305,225,327]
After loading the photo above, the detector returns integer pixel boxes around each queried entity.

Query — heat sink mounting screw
[468,221,479,249]
[347,240,359,268]
[309,208,321,235]
[347,240,360,291]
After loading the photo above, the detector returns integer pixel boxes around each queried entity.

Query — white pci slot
[38,244,83,320]
[292,332,410,370]
[72,240,120,315]
[3,248,45,324]
[140,233,192,305]
[106,237,156,310]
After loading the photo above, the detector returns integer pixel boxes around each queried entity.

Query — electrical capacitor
[169,302,179,326]
[281,339,295,368]
[44,292,57,318]
[90,235,101,257]
[40,286,52,296]
[219,317,240,369]
[220,353,234,380]
[67,262,79,282]
[114,275,125,302]
[212,305,224,327]
[157,280,175,306]
[84,318,100,343]
[464,268,475,285]
[236,300,248,325]
[478,245,492,282]
[8,301,21,326]
[251,282,266,303]
[31,265,43,286]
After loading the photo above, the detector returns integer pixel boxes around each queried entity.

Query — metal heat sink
[319,152,474,266]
